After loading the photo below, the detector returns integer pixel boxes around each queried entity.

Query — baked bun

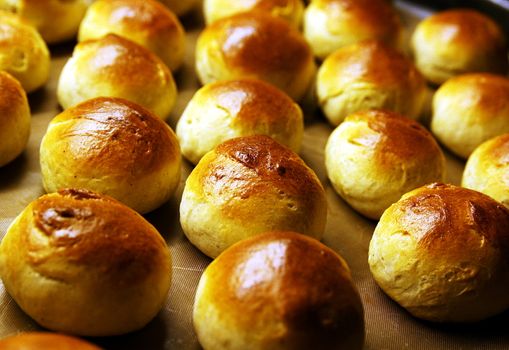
[316,40,426,126]
[303,0,403,60]
[0,189,172,336]
[204,0,304,27]
[0,332,101,350]
[411,9,508,85]
[0,11,50,93]
[180,135,327,258]
[325,110,445,220]
[157,0,198,16]
[40,97,181,214]
[57,34,177,120]
[463,134,509,208]
[0,0,88,44]
[78,0,185,72]
[194,231,365,350]
[0,71,31,167]
[195,11,315,101]
[176,78,304,164]
[431,73,509,159]
[369,183,509,322]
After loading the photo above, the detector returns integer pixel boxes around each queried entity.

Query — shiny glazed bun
[180,135,327,258]
[176,78,304,164]
[195,11,315,101]
[316,40,426,126]
[157,0,198,16]
[369,183,509,322]
[79,0,186,71]
[303,0,403,60]
[0,71,30,167]
[57,34,177,120]
[431,73,509,159]
[40,97,181,214]
[0,189,172,336]
[0,332,101,350]
[0,11,50,93]
[411,9,508,85]
[194,231,365,350]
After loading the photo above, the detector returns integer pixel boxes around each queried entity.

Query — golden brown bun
[431,73,509,159]
[411,9,508,85]
[0,11,50,93]
[176,78,304,164]
[0,332,101,350]
[195,11,315,101]
[180,135,327,258]
[0,189,172,336]
[303,0,403,60]
[78,0,186,71]
[325,110,446,220]
[369,183,509,322]
[157,0,198,16]
[316,40,426,126]
[0,71,31,167]
[57,34,177,120]
[194,231,365,350]
[40,97,181,214]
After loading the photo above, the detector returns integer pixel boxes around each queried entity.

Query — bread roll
[79,0,185,71]
[0,189,172,336]
[176,78,304,164]
[316,40,426,126]
[180,135,327,258]
[157,0,198,16]
[0,71,30,167]
[194,231,365,350]
[369,183,509,322]
[195,11,315,101]
[0,332,101,350]
[431,73,509,159]
[57,34,177,120]
[0,11,50,93]
[411,9,508,85]
[40,97,181,214]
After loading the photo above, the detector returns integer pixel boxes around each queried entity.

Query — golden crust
[0,71,28,123]
[0,332,101,350]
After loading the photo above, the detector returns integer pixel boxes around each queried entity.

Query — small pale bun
[40,97,181,214]
[78,0,185,72]
[157,0,198,16]
[57,34,177,120]
[0,332,101,350]
[194,231,365,350]
[195,11,315,101]
[176,78,304,164]
[303,0,403,60]
[325,110,445,220]
[316,40,426,126]
[204,0,304,27]
[431,73,509,159]
[0,11,50,93]
[411,9,508,85]
[180,135,327,258]
[0,188,172,336]
[0,71,30,167]
[369,183,509,322]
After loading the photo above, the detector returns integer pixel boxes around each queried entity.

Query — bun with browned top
[0,332,101,350]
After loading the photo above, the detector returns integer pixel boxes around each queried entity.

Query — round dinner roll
[176,79,304,164]
[57,34,177,120]
[0,71,30,167]
[195,11,315,101]
[0,11,50,93]
[0,332,101,350]
[180,135,327,258]
[40,97,181,214]
[157,0,198,16]
[303,0,403,60]
[194,231,365,350]
[316,40,426,126]
[78,0,185,72]
[369,183,509,322]
[431,73,509,159]
[325,110,445,220]
[0,189,172,336]
[411,9,508,85]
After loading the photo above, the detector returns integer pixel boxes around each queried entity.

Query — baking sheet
[0,1,508,349]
